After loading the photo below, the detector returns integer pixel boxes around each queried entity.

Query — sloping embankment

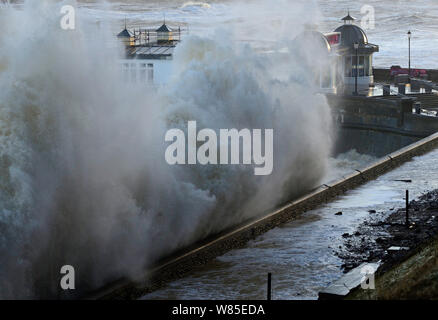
[89,132,438,300]
[346,236,438,300]
[320,189,438,300]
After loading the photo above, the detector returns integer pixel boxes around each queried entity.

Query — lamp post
[407,30,411,81]
[354,42,359,95]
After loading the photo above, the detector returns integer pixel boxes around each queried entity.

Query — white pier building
[117,22,182,86]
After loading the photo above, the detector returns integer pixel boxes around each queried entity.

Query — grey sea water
[79,0,438,68]
[1,0,437,299]
[141,148,438,300]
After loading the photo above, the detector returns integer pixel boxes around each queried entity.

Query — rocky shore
[335,189,438,298]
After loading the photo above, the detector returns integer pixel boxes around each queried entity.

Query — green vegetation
[348,237,438,299]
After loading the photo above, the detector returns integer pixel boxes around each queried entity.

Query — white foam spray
[0,0,332,298]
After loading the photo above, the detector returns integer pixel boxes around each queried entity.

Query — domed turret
[117,19,135,47]
[293,30,332,55]
[335,24,368,47]
[292,30,338,93]
[341,11,356,24]
[333,11,379,95]
[156,22,173,44]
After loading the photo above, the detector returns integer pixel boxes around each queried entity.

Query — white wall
[119,58,173,86]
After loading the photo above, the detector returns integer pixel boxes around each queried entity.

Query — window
[140,63,147,83]
[147,63,154,83]
[347,55,367,77]
[122,63,129,82]
[359,56,365,77]
[368,56,373,76]
[120,62,154,84]
[321,66,332,88]
[130,63,137,83]
[364,56,370,76]
[344,56,352,77]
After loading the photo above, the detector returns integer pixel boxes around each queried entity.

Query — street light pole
[354,42,359,95]
[408,30,411,81]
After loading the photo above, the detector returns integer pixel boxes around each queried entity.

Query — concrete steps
[318,262,380,300]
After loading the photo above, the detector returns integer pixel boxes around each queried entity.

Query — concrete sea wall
[373,68,438,83]
[345,235,438,300]
[90,132,438,300]
[328,94,438,157]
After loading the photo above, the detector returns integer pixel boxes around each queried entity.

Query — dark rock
[336,189,438,275]
[393,234,403,241]
[335,211,343,216]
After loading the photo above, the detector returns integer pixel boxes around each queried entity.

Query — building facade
[292,29,341,94]
[117,22,180,86]
[293,12,379,95]
[334,12,379,94]
[117,12,378,95]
